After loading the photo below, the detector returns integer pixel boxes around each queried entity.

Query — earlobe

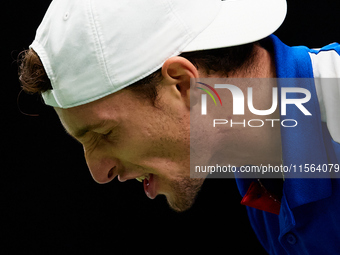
[161,56,199,108]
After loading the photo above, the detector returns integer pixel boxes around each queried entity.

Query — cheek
[120,103,191,175]
[120,124,190,178]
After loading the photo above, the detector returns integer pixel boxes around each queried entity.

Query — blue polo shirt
[236,35,340,254]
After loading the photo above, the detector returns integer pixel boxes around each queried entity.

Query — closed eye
[102,130,119,144]
[103,130,112,138]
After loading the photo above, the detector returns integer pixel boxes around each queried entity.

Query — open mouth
[135,174,157,199]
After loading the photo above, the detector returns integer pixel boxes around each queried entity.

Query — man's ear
[161,56,199,108]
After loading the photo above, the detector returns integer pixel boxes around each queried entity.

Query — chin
[166,196,196,212]
[164,177,205,212]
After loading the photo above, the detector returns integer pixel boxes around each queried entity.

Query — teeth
[136,176,144,182]
[135,174,150,182]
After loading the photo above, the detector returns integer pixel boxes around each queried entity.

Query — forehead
[54,90,130,131]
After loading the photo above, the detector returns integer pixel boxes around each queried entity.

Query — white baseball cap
[30,0,287,108]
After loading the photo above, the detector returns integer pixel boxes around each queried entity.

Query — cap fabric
[30,0,287,108]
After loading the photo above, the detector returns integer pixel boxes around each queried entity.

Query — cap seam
[87,0,116,88]
[119,0,195,91]
[165,0,192,39]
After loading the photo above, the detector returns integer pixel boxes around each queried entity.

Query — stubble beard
[165,177,205,212]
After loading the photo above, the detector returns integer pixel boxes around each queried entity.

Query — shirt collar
[269,34,332,209]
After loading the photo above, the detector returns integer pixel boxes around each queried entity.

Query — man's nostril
[108,166,116,179]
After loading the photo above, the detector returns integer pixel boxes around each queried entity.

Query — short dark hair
[18,43,255,106]
[180,43,255,77]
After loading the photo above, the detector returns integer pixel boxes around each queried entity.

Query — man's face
[55,84,204,212]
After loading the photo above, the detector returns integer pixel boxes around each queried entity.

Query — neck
[210,45,282,167]
[232,44,277,78]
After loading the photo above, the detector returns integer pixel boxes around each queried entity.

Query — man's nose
[85,149,118,184]
[90,165,117,184]
[85,157,118,184]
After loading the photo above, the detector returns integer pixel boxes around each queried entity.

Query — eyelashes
[102,130,119,144]
[103,130,113,138]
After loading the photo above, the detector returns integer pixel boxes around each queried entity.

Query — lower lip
[143,174,157,199]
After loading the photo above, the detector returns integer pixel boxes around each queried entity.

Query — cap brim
[182,0,287,52]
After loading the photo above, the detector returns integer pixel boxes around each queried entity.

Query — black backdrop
[3,1,340,253]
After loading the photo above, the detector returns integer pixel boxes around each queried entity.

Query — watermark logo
[196,82,222,115]
[198,83,311,117]
[194,78,313,129]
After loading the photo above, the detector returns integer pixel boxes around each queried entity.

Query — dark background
[3,0,340,253]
